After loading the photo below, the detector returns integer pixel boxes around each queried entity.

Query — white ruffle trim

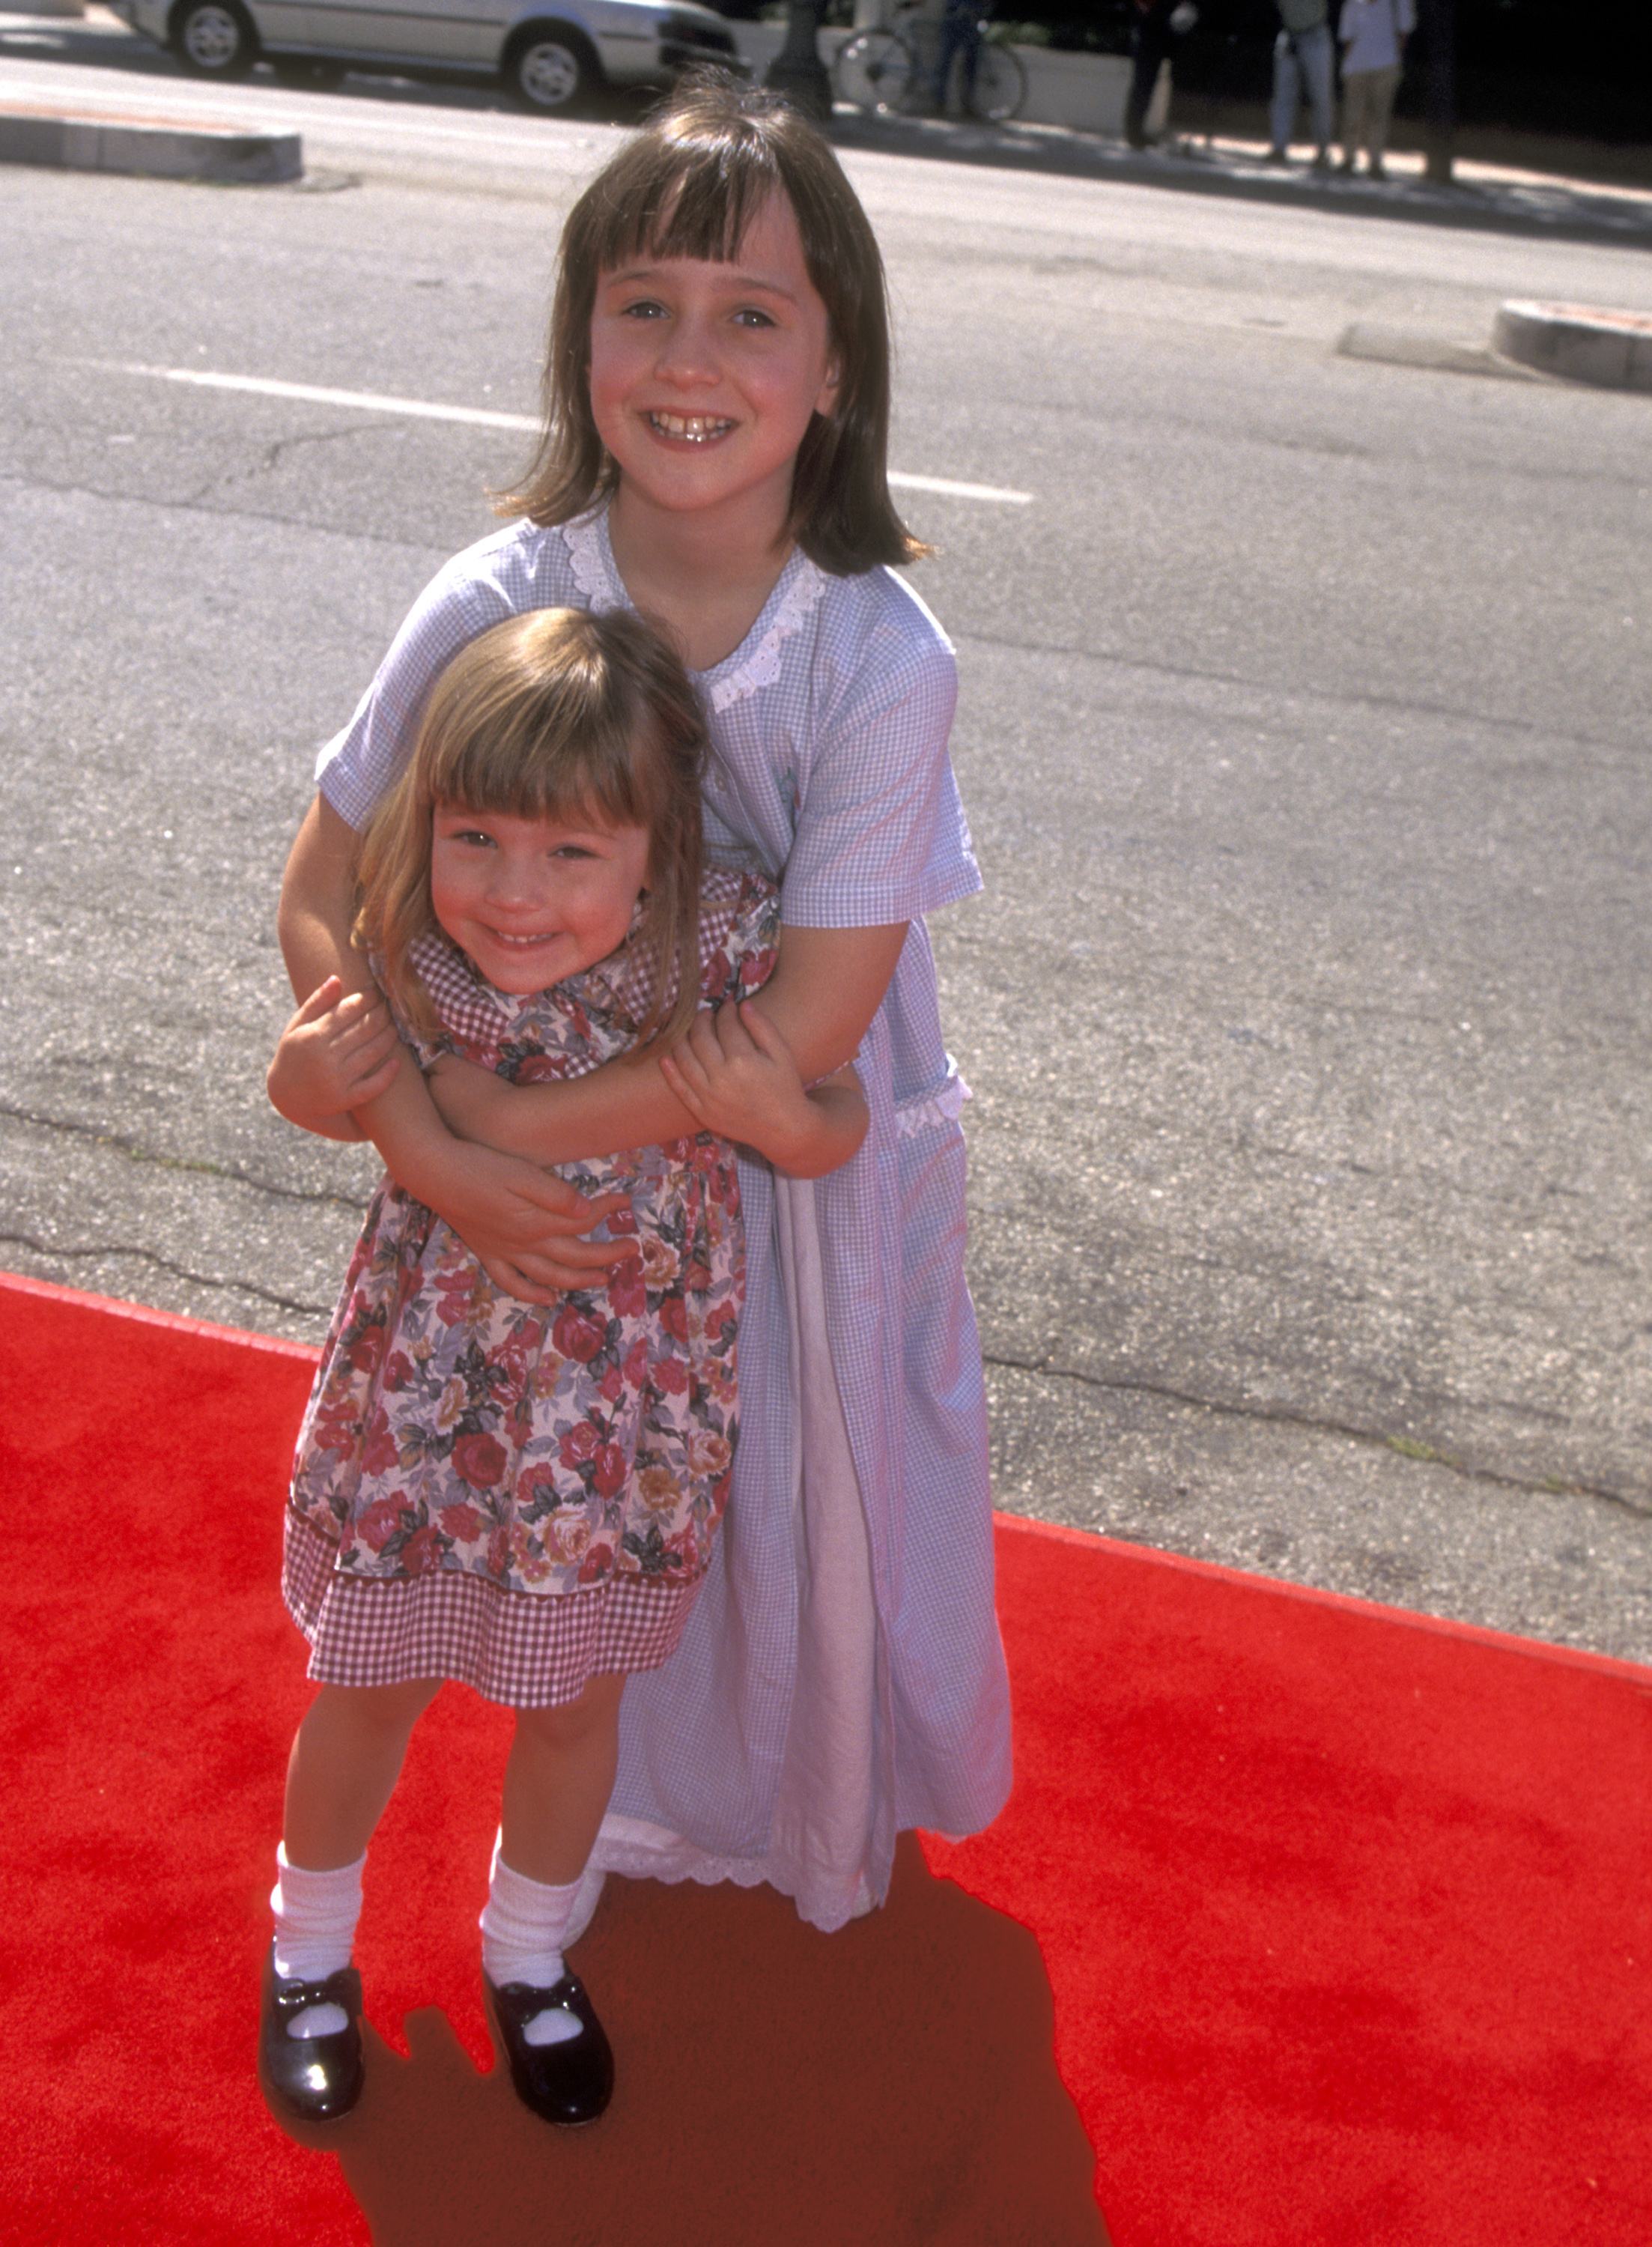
[703,554,827,714]
[586,1814,880,1935]
[893,1058,971,1138]
[562,509,625,613]
[559,511,826,714]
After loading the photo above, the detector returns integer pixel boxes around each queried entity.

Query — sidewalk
[827,108,1652,255]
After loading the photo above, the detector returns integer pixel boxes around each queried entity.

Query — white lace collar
[560,508,826,715]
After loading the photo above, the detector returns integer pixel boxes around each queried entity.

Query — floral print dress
[282,866,780,1708]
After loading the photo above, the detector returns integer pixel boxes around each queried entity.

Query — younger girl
[262,605,865,2129]
[273,75,1013,1951]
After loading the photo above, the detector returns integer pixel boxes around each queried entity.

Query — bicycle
[833,2,1026,124]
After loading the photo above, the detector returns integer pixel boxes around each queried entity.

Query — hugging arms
[270,790,893,1291]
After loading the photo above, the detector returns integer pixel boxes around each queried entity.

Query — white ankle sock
[479,1834,584,2047]
[271,1846,365,2035]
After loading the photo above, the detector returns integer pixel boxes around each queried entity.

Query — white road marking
[112,363,540,432]
[886,470,1034,505]
[106,363,1036,504]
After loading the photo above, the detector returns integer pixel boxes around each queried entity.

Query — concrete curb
[0,105,300,181]
[1493,301,1652,393]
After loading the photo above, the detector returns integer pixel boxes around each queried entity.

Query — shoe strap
[272,1961,362,2018]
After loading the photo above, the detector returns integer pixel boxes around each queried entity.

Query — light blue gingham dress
[317,507,1012,1930]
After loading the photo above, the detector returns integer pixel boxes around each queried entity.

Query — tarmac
[4,4,1648,1667]
[4,2,1651,383]
[11,3,1642,522]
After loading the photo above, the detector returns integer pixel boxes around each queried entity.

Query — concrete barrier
[1493,301,1652,393]
[1014,45,1131,135]
[0,108,301,181]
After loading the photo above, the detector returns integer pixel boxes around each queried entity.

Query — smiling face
[428,801,652,995]
[588,191,841,547]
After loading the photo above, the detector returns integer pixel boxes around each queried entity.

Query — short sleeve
[778,587,978,932]
[315,530,544,831]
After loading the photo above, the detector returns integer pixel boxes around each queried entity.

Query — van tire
[507,23,599,114]
[172,0,257,77]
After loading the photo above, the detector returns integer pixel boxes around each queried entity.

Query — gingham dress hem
[282,1509,702,1708]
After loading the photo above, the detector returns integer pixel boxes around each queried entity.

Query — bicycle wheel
[966,41,1025,123]
[833,29,915,114]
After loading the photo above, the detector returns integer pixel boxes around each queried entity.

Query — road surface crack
[982,1350,1651,1519]
[0,1228,330,1321]
[0,1102,368,1216]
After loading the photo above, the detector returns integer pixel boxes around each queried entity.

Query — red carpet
[3,1270,1649,2244]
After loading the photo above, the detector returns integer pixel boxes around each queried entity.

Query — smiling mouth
[649,411,735,443]
[486,929,561,948]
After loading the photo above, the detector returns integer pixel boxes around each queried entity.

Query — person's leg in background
[1268,28,1302,157]
[1364,59,1401,173]
[1298,21,1335,163]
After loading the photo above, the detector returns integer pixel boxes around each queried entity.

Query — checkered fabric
[407,932,513,1053]
[404,865,762,1064]
[283,1511,698,1708]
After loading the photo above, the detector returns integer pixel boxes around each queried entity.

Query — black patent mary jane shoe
[259,1945,365,2123]
[485,1971,614,2126]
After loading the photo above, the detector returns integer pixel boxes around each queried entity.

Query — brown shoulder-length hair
[354,607,707,1050]
[496,70,928,577]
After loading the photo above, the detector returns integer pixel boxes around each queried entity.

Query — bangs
[430,721,654,837]
[592,133,781,276]
[416,608,678,843]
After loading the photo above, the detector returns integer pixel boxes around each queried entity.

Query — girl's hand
[659,1002,869,1179]
[421,1138,635,1302]
[268,976,401,1141]
[410,1061,635,1297]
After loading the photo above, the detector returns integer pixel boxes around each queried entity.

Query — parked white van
[112,0,747,114]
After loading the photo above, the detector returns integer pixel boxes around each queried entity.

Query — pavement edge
[0,106,300,180]
[1494,300,1652,392]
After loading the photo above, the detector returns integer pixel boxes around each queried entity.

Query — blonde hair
[355,607,707,1049]
[497,71,927,576]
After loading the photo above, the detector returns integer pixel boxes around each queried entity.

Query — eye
[732,306,777,330]
[616,295,666,321]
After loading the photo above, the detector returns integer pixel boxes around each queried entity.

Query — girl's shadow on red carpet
[267,1834,1109,2247]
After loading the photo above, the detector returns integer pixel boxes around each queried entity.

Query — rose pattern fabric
[290,868,779,1599]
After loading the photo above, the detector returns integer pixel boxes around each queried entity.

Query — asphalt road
[3,31,1650,1661]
